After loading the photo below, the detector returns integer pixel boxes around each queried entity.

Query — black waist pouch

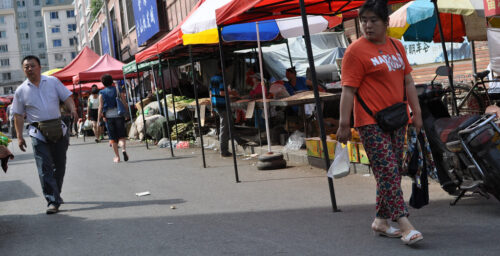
[36,118,63,143]
[374,102,409,132]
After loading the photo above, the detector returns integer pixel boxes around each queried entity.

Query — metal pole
[256,22,272,153]
[79,83,85,142]
[135,62,149,149]
[299,0,339,212]
[471,41,477,74]
[167,59,179,140]
[285,39,294,68]
[188,46,207,168]
[218,26,240,183]
[150,64,163,116]
[432,0,459,115]
[122,77,133,122]
[158,56,174,157]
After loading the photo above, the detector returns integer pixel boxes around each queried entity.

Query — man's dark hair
[359,0,389,22]
[286,66,297,74]
[101,74,113,87]
[22,55,41,66]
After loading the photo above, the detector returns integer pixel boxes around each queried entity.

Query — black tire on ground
[257,159,287,170]
[258,153,284,162]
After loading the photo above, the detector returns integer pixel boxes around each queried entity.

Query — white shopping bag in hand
[327,143,350,178]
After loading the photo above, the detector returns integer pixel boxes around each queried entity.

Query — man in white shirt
[11,55,77,214]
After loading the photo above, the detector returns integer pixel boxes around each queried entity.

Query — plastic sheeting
[260,32,348,81]
[488,28,500,73]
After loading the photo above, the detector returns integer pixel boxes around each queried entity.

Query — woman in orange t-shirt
[336,0,423,246]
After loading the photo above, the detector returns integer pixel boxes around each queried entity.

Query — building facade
[0,1,22,94]
[42,4,77,69]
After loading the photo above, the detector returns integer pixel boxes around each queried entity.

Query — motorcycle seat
[434,115,481,143]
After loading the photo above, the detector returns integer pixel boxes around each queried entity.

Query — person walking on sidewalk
[336,0,424,246]
[98,74,129,163]
[12,55,78,214]
[87,84,102,143]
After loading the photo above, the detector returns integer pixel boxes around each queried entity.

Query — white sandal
[401,230,423,245]
[372,225,402,238]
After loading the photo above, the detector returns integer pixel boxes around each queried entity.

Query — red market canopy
[134,0,205,63]
[51,46,100,84]
[73,54,132,84]
[65,82,105,93]
[216,0,410,26]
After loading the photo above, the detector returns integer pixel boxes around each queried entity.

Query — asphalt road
[1,136,499,256]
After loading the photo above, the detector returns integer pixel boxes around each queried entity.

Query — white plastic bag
[327,143,350,178]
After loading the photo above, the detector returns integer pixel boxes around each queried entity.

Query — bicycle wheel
[442,83,484,116]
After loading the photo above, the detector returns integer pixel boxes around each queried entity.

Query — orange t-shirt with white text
[341,36,412,127]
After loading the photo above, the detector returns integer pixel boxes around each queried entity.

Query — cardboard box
[347,141,359,163]
[305,137,321,158]
[357,143,370,165]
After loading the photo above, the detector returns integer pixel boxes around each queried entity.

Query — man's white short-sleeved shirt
[11,75,72,124]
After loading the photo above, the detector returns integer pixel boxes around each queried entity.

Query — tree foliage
[89,0,103,24]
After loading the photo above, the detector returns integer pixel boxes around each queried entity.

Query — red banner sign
[484,0,500,17]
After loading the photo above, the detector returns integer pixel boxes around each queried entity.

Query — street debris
[135,191,151,197]
[170,205,177,210]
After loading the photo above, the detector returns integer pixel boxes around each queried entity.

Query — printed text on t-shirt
[370,53,405,72]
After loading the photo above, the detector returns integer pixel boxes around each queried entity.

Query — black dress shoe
[221,151,232,157]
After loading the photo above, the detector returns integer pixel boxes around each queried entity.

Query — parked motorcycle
[415,66,500,204]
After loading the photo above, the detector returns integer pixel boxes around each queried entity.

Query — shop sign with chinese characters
[132,0,160,46]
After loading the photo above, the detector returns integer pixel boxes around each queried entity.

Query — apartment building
[42,3,77,69]
[0,0,22,93]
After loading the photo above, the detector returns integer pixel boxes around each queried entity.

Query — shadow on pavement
[126,156,195,163]
[0,180,38,202]
[61,198,186,213]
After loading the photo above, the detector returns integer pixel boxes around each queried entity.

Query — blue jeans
[31,133,69,207]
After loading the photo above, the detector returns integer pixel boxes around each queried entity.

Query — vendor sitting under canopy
[284,66,313,96]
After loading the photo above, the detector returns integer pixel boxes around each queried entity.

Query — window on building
[0,31,6,38]
[67,24,76,32]
[16,1,25,7]
[38,42,45,48]
[39,53,46,59]
[51,26,60,33]
[0,16,4,24]
[35,10,41,17]
[120,0,126,36]
[125,0,135,30]
[37,31,44,38]
[0,45,7,52]
[3,87,13,94]
[52,39,62,47]
[46,0,54,4]
[18,11,26,18]
[36,21,43,27]
[0,59,9,66]
[34,0,40,5]
[2,73,11,80]
[50,11,58,19]
[71,52,77,59]
[21,44,29,51]
[19,22,27,29]
[69,37,77,46]
[54,53,63,61]
[66,10,75,18]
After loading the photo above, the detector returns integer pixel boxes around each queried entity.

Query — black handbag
[356,39,408,132]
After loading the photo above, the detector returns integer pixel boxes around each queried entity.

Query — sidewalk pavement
[1,136,500,255]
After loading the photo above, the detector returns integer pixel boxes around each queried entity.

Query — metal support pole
[299,0,339,212]
[188,46,207,168]
[471,41,477,75]
[135,62,149,149]
[256,22,272,153]
[167,59,179,140]
[285,39,294,68]
[218,26,240,183]
[432,0,459,115]
[158,57,174,157]
[79,83,85,142]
